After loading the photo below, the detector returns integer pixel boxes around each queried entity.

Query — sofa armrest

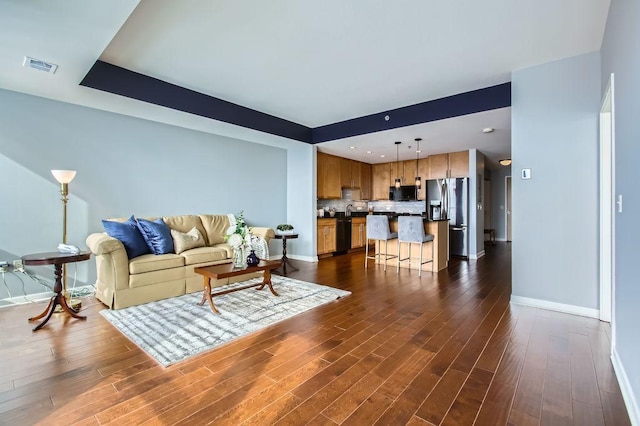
[86,233,124,255]
[250,227,275,243]
[86,233,131,293]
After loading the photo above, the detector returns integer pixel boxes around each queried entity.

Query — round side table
[22,251,91,331]
[274,233,298,276]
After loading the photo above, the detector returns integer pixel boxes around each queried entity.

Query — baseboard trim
[285,254,318,263]
[469,250,486,260]
[611,346,640,425]
[510,295,599,318]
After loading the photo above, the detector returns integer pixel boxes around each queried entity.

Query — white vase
[232,246,247,268]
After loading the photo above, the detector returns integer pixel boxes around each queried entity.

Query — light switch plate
[521,168,532,179]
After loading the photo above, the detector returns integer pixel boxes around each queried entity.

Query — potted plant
[276,224,295,235]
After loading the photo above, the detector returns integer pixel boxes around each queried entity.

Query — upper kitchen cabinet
[372,163,391,200]
[428,154,449,179]
[448,151,469,178]
[360,163,372,200]
[417,158,429,200]
[428,151,469,179]
[340,158,362,188]
[317,152,341,199]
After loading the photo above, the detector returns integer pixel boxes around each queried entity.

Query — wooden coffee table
[194,259,281,314]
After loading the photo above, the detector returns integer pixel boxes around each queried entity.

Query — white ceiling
[0,0,611,168]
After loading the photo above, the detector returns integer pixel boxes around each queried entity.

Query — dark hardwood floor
[0,243,630,425]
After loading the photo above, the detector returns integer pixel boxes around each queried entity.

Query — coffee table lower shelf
[194,260,281,314]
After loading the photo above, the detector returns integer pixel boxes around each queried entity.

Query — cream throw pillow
[171,226,206,254]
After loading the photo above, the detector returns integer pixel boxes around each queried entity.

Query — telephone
[58,243,80,254]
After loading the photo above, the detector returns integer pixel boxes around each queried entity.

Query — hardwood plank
[573,399,606,426]
[415,368,467,424]
[321,372,384,424]
[570,332,601,406]
[541,352,573,425]
[440,367,494,425]
[341,391,394,425]
[600,390,631,426]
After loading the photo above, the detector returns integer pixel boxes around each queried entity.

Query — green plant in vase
[276,224,295,235]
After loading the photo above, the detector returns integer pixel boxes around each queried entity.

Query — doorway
[506,176,512,242]
[599,74,615,325]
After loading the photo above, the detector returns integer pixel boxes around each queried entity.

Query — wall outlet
[13,259,24,272]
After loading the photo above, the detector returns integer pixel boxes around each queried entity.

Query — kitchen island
[374,216,449,272]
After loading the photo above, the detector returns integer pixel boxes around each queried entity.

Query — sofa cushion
[102,215,151,259]
[137,218,174,255]
[171,227,206,254]
[163,215,209,246]
[198,215,231,245]
[181,246,229,266]
[129,253,185,274]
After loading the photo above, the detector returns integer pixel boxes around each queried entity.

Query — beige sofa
[86,214,275,309]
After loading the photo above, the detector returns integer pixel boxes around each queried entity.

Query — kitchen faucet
[345,204,353,217]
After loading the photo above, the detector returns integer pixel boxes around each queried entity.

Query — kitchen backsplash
[316,199,426,214]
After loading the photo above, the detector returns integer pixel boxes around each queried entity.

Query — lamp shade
[51,170,76,184]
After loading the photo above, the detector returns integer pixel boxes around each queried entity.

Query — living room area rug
[100,277,351,367]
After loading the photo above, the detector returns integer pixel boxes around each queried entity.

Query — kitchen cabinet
[317,152,341,199]
[428,154,449,179]
[317,218,336,255]
[340,158,362,189]
[351,217,366,249]
[448,151,469,178]
[417,158,430,200]
[360,163,372,200]
[428,151,469,179]
[372,163,391,200]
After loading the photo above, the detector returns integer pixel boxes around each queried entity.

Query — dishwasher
[335,216,352,253]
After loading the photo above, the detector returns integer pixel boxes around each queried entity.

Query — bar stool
[397,216,434,277]
[365,215,398,271]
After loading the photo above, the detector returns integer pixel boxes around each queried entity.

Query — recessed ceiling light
[416,150,421,153]
[366,151,372,154]
[482,127,495,133]
[380,155,385,158]
[499,159,512,166]
[349,146,356,149]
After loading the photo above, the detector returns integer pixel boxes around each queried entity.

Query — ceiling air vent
[23,56,58,74]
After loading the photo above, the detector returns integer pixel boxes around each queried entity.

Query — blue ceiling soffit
[80,60,510,144]
[80,60,313,143]
[312,82,511,143]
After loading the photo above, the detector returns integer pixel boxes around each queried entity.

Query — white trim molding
[287,254,318,262]
[611,346,639,425]
[510,295,599,318]
[469,250,485,260]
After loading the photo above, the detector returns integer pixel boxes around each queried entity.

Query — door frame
[599,74,615,328]
[505,176,512,242]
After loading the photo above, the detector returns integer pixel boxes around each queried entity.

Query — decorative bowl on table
[276,224,295,235]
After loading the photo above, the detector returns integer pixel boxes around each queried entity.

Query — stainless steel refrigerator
[426,178,469,258]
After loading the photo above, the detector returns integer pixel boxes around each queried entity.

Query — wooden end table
[22,251,91,331]
[194,259,281,314]
[274,233,299,276]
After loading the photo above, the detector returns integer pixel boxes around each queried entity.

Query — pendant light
[414,138,422,188]
[394,141,402,188]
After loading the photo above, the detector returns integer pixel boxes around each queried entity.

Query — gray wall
[601,0,640,412]
[511,51,600,308]
[0,89,287,297]
[469,149,485,257]
[490,166,511,241]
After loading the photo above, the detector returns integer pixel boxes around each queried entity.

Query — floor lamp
[51,170,81,310]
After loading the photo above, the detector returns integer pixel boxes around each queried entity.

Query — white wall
[601,0,640,419]
[511,51,600,309]
[0,89,288,296]
[490,165,511,241]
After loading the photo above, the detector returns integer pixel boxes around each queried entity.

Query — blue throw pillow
[137,218,175,255]
[102,215,151,259]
